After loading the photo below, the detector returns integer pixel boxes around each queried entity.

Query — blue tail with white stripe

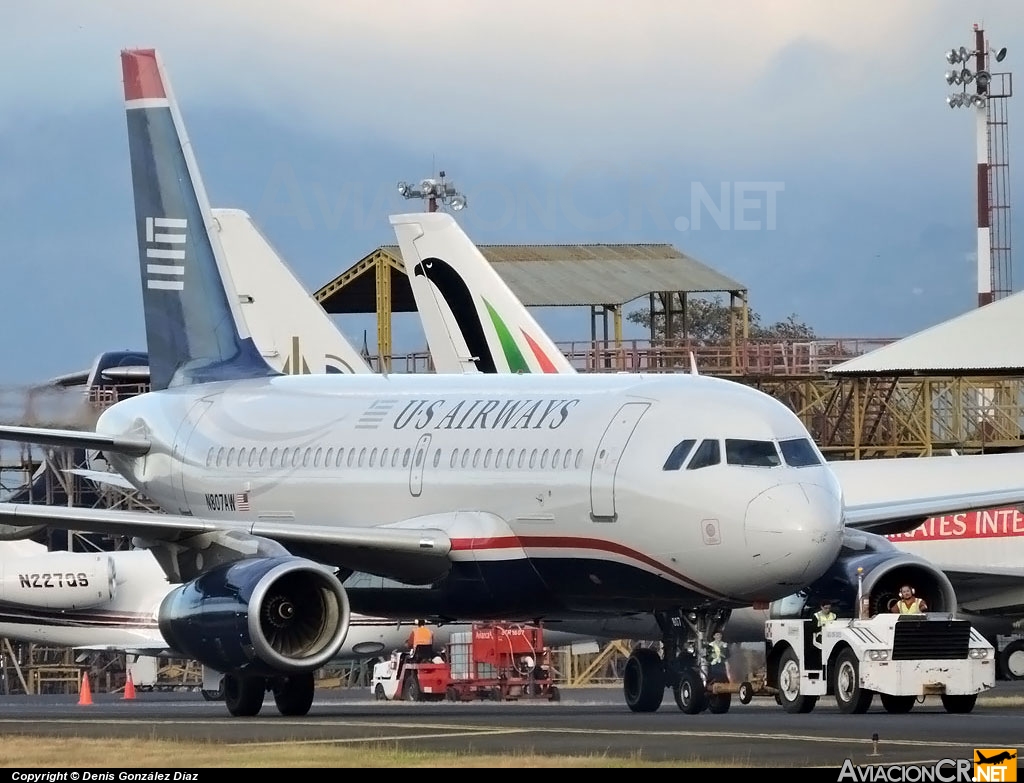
[121,48,278,391]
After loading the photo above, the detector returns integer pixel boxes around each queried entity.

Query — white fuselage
[98,371,845,615]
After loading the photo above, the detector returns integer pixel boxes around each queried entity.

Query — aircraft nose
[744,482,843,584]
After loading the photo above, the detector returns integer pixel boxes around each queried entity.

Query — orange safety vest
[412,626,433,646]
[897,598,924,614]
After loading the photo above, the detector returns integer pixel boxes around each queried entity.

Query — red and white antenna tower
[945,25,1013,306]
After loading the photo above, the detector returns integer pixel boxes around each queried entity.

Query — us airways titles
[391,398,581,432]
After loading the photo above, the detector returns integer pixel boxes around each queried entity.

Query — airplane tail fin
[211,208,374,376]
[391,213,575,375]
[121,49,277,391]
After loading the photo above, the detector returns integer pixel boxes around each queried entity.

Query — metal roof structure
[829,290,1024,376]
[314,244,746,314]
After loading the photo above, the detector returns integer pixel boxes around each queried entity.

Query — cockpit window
[662,439,696,471]
[725,439,782,467]
[686,439,720,470]
[779,438,823,467]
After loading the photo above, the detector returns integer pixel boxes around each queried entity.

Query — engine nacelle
[769,530,958,620]
[158,556,350,676]
[0,552,116,610]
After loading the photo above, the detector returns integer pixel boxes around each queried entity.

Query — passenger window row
[205,445,588,472]
[662,437,822,471]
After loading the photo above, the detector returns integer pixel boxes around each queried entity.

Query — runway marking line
[2,718,1016,752]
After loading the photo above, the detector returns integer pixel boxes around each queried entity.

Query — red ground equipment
[369,622,559,702]
[444,622,559,702]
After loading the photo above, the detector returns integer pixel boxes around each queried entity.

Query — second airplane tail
[392,213,575,375]
[121,49,277,391]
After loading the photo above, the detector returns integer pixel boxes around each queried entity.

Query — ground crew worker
[706,630,730,682]
[814,600,837,629]
[407,619,435,662]
[891,585,928,614]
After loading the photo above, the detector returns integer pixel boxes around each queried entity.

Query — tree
[627,295,817,344]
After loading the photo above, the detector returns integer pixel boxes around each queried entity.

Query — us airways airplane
[3,49,1024,721]
[402,214,575,375]
[400,207,1024,678]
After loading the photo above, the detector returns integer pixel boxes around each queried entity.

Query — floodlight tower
[396,170,468,213]
[945,25,1013,306]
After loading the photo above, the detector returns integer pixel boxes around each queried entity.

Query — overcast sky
[2,0,1022,383]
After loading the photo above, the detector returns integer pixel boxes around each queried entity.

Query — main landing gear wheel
[272,672,315,716]
[833,648,874,714]
[673,669,706,714]
[623,647,665,713]
[705,679,732,714]
[223,673,265,717]
[776,648,817,714]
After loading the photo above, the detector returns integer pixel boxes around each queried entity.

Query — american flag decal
[145,217,187,291]
[234,492,250,511]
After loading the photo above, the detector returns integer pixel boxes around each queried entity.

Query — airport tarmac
[1,685,1022,766]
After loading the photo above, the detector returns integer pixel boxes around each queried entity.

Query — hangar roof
[314,244,746,313]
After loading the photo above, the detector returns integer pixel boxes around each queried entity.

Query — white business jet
[0,539,589,688]
[0,49,1022,721]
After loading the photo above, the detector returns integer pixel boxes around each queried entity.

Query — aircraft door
[170,398,214,514]
[590,402,650,522]
[409,433,432,497]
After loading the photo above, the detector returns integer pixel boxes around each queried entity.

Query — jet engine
[158,556,350,676]
[771,529,957,620]
[0,552,116,610]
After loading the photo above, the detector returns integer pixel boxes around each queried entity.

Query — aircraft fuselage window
[725,439,781,467]
[335,448,344,468]
[461,450,470,469]
[496,448,505,468]
[563,450,572,469]
[282,447,291,467]
[686,439,720,470]
[450,449,458,469]
[259,447,268,468]
[662,439,696,471]
[206,448,214,467]
[391,449,400,468]
[779,437,823,467]
[518,450,527,469]
[216,447,225,467]
[227,447,236,467]
[574,449,583,469]
[541,449,549,469]
[270,447,279,467]
[433,449,441,468]
[506,449,515,469]
[484,449,492,468]
[248,448,257,468]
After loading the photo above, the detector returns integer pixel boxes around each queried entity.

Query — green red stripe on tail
[483,298,559,373]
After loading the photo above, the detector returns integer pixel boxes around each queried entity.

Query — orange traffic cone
[78,672,93,706]
[123,669,136,701]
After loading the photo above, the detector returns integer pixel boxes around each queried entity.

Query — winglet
[689,351,699,375]
[121,48,166,101]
